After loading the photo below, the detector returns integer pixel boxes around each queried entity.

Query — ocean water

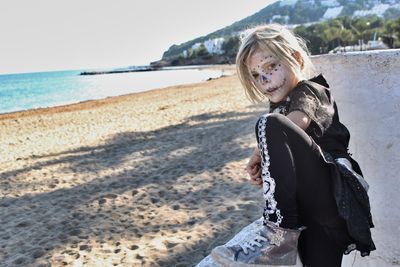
[0,67,226,114]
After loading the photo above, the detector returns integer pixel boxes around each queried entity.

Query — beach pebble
[130,245,139,250]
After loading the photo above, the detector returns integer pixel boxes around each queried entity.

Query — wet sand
[0,71,265,266]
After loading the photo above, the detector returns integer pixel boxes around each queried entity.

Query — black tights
[256,113,350,267]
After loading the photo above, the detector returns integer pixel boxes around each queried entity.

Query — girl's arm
[246,111,311,187]
[287,110,311,130]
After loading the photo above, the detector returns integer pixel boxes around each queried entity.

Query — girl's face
[247,49,300,103]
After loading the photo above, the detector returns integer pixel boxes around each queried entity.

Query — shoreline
[79,64,234,75]
[0,64,236,120]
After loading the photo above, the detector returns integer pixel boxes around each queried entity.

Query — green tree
[222,36,240,57]
[196,44,209,57]
[294,25,324,54]
[186,48,196,59]
[388,17,400,48]
[350,16,382,43]
[381,20,396,47]
[320,19,353,50]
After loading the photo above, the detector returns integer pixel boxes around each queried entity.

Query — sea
[0,67,228,114]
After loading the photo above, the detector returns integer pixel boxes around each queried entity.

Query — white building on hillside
[270,15,290,24]
[302,0,316,4]
[323,6,344,19]
[185,38,225,57]
[279,0,297,6]
[321,0,340,7]
[353,3,390,17]
[204,38,225,55]
[191,43,202,51]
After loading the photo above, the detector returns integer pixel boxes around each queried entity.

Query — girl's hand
[246,147,262,187]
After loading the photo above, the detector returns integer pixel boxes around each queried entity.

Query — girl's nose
[260,73,270,84]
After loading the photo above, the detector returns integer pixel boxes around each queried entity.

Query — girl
[211,24,375,267]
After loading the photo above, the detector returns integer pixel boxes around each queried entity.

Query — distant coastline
[80,65,156,75]
[79,64,229,76]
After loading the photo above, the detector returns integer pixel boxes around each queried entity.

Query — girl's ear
[292,51,304,70]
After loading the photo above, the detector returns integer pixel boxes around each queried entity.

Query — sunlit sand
[0,68,266,266]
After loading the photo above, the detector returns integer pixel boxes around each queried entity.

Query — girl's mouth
[264,79,286,94]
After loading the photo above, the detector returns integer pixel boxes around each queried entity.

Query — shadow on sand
[0,109,264,266]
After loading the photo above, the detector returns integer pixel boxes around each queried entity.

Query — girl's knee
[266,113,289,126]
[256,113,288,133]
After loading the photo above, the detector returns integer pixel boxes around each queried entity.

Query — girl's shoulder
[292,74,332,104]
[288,74,335,137]
[269,74,333,117]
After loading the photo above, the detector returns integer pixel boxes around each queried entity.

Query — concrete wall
[312,50,400,266]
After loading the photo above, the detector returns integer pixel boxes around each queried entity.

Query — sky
[0,0,276,74]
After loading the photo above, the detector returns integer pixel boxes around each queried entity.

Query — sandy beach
[0,70,266,267]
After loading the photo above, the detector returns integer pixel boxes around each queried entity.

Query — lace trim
[257,115,283,226]
[239,234,268,254]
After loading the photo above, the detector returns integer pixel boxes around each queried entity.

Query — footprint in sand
[13,257,26,265]
[31,248,45,259]
[163,241,179,249]
[130,245,139,250]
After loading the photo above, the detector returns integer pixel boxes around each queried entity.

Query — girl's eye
[267,64,276,71]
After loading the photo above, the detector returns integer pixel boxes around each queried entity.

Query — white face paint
[247,49,300,103]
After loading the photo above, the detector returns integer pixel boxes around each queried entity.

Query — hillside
[159,0,400,62]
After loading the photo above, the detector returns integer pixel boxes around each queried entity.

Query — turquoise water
[0,68,225,114]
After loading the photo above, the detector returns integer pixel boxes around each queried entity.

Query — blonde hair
[236,24,316,103]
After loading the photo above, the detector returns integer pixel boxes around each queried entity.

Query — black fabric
[256,114,350,267]
[263,74,375,257]
[270,74,351,160]
[321,151,375,257]
[298,223,348,267]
